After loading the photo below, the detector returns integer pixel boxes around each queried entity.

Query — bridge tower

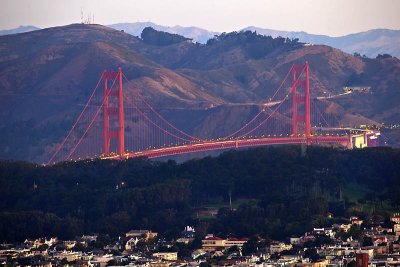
[103,67,125,157]
[292,62,311,144]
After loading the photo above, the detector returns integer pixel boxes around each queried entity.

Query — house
[153,252,178,261]
[104,241,122,251]
[125,237,140,250]
[63,240,77,250]
[90,254,114,267]
[390,213,400,224]
[211,250,224,258]
[313,228,335,238]
[177,226,196,244]
[202,236,225,251]
[176,237,194,244]
[371,234,397,246]
[81,235,98,243]
[394,224,400,235]
[126,230,158,240]
[33,237,58,248]
[201,235,249,251]
[350,216,359,221]
[181,226,196,238]
[31,247,49,256]
[351,218,364,226]
[313,228,326,235]
[224,237,249,248]
[324,228,335,238]
[290,237,301,245]
[333,223,352,233]
[371,225,393,234]
[311,259,330,267]
[191,249,207,259]
[269,243,292,254]
[318,246,346,257]
[279,254,302,265]
[53,251,83,262]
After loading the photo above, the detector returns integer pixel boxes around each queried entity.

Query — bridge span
[101,135,351,160]
[47,63,380,164]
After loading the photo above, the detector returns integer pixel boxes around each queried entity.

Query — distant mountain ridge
[0,25,40,36]
[2,23,399,58]
[110,22,400,58]
[109,22,218,44]
[243,26,400,58]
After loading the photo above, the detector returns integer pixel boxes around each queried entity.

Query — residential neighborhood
[1,213,400,266]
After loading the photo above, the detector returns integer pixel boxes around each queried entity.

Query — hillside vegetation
[0,146,399,242]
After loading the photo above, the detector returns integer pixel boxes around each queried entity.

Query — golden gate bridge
[47,63,380,164]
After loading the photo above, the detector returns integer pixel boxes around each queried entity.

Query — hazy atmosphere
[2,0,400,265]
[1,0,399,36]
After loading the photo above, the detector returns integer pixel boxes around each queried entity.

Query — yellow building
[153,252,178,261]
[202,236,226,251]
[311,259,330,267]
[202,236,249,251]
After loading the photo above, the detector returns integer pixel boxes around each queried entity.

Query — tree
[189,237,203,250]
[361,236,373,246]
[347,260,356,267]
[348,225,362,240]
[141,27,190,46]
[37,244,49,250]
[106,259,117,266]
[304,248,320,262]
[73,242,86,252]
[376,54,392,59]
[243,236,259,255]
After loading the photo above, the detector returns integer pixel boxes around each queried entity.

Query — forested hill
[141,26,191,46]
[0,146,399,242]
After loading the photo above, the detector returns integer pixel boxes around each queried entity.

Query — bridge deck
[102,135,350,160]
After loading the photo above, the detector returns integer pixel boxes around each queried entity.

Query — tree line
[0,146,399,242]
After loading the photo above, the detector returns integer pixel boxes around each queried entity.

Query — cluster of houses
[1,213,400,266]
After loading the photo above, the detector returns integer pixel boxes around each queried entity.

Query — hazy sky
[1,0,399,36]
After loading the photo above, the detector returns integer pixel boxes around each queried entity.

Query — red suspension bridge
[47,63,379,164]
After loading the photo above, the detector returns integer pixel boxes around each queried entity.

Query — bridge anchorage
[47,63,380,164]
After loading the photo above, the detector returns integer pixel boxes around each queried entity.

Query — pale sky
[0,0,399,36]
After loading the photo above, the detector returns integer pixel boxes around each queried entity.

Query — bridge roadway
[102,135,351,160]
